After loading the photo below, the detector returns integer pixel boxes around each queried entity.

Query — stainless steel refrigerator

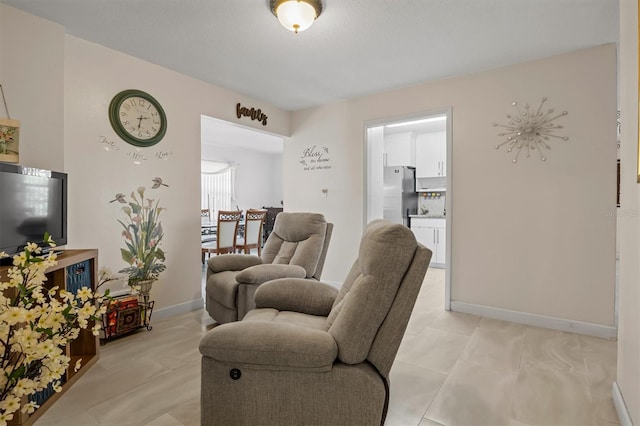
[383,166,418,227]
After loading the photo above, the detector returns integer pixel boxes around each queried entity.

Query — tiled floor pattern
[35,268,619,426]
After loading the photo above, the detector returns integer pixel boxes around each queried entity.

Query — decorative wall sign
[493,97,568,163]
[236,103,268,126]
[299,145,332,171]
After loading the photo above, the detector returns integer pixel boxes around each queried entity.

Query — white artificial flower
[21,401,38,414]
[25,243,39,253]
[0,411,14,424]
[76,287,92,302]
[0,396,20,414]
[1,307,26,325]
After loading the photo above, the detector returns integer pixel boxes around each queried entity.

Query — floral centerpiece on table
[111,179,167,293]
[0,235,110,425]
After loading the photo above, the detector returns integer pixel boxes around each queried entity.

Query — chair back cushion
[217,210,241,250]
[261,212,327,278]
[243,209,266,245]
[326,220,418,365]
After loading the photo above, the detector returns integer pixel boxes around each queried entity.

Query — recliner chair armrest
[207,254,262,273]
[199,321,337,372]
[235,264,306,285]
[254,278,338,316]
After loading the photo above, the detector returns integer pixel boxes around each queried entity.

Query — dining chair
[235,209,267,256]
[202,210,242,262]
[201,209,216,263]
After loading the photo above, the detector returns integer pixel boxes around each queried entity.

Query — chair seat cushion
[199,321,337,372]
[244,308,328,330]
[235,264,306,285]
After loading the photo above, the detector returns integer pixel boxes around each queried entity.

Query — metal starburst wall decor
[493,97,568,163]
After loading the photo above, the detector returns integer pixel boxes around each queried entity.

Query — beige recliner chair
[205,212,333,324]
[199,220,432,425]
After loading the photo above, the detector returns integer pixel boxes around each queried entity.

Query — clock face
[109,90,167,147]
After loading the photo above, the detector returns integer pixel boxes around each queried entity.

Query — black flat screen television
[0,163,68,257]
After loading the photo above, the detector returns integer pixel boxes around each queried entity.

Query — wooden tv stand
[1,249,99,426]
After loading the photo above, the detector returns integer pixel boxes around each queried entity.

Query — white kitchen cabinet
[384,132,415,167]
[411,217,446,266]
[415,131,446,178]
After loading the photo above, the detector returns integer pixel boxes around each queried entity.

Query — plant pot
[136,279,154,297]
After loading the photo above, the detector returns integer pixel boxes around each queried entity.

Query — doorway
[364,110,452,310]
[200,115,285,298]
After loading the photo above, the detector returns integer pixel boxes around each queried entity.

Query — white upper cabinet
[384,132,415,167]
[415,131,446,178]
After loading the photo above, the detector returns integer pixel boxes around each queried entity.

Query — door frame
[363,108,453,310]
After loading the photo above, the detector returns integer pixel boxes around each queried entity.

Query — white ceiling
[3,0,618,154]
[2,0,619,113]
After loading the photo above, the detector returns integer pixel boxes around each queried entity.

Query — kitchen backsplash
[418,191,446,216]
[416,176,446,191]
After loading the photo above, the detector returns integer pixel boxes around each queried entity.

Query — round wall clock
[109,89,167,147]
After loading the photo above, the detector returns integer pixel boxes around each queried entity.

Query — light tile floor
[35,268,619,426]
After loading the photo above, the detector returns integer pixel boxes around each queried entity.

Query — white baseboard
[153,297,204,320]
[450,301,617,339]
[613,381,634,426]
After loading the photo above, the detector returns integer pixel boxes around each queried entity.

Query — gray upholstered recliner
[199,220,432,426]
[205,212,333,324]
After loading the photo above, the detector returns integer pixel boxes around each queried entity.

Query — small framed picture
[0,118,19,163]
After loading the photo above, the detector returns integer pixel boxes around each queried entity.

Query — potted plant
[111,183,167,299]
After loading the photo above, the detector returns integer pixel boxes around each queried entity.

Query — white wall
[0,5,64,170]
[287,45,617,330]
[616,0,640,422]
[62,35,289,310]
[0,3,290,312]
[201,143,283,210]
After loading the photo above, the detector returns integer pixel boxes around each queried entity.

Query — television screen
[0,164,67,256]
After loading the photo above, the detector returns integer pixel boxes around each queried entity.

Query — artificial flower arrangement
[0,235,112,425]
[111,180,167,290]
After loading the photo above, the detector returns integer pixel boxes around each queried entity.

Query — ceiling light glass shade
[271,0,322,33]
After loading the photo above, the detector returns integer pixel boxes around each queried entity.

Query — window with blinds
[201,161,235,216]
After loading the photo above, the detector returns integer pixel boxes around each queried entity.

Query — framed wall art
[0,118,19,163]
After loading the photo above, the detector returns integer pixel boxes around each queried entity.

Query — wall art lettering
[236,103,268,126]
[299,145,332,171]
[99,136,173,164]
[155,150,174,160]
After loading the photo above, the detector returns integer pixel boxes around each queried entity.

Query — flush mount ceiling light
[270,0,323,33]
